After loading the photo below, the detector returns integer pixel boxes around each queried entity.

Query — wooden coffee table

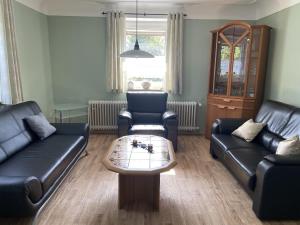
[103,135,177,210]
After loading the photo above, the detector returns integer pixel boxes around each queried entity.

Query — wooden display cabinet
[205,21,271,138]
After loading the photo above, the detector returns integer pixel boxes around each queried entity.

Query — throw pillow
[232,119,265,142]
[276,136,300,156]
[25,113,56,140]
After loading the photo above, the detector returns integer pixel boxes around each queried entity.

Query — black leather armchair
[210,100,300,220]
[118,92,178,151]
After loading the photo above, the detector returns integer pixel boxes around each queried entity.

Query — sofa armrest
[0,176,43,216]
[162,110,177,122]
[264,154,300,165]
[162,110,178,151]
[212,118,248,135]
[162,110,178,129]
[118,109,132,137]
[253,159,300,219]
[119,108,132,121]
[52,123,89,140]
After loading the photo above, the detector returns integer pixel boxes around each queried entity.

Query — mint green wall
[48,16,229,131]
[180,20,230,131]
[258,3,300,107]
[48,17,111,104]
[11,1,300,131]
[11,2,258,132]
[13,1,53,117]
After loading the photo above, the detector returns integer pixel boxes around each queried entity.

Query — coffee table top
[103,135,177,175]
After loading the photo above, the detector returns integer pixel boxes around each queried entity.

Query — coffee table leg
[152,175,160,210]
[118,174,160,210]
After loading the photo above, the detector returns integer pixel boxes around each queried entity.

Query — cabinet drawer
[210,103,241,113]
[205,102,256,138]
[208,97,255,109]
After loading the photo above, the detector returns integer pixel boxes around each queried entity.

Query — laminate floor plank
[0,135,299,225]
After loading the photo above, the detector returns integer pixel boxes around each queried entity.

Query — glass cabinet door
[231,35,250,96]
[247,28,261,98]
[221,24,250,97]
[211,23,252,97]
[213,36,231,95]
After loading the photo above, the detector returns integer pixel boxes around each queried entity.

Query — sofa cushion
[25,113,56,140]
[224,148,270,191]
[211,134,262,151]
[276,136,300,156]
[232,119,265,142]
[0,135,85,193]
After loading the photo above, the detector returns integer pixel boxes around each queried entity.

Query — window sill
[127,89,164,92]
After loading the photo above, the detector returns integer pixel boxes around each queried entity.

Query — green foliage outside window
[126,34,166,56]
[220,45,241,60]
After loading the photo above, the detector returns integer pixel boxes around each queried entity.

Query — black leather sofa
[0,101,89,217]
[118,92,178,151]
[210,100,300,220]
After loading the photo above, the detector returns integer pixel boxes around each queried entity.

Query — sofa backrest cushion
[280,110,300,139]
[0,104,7,112]
[255,101,295,134]
[255,100,295,153]
[0,101,41,163]
[127,92,168,124]
[127,92,168,113]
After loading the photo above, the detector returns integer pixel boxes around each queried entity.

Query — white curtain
[106,11,125,93]
[0,0,23,104]
[0,0,11,104]
[166,12,184,95]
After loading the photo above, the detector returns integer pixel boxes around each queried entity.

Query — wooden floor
[1,135,300,225]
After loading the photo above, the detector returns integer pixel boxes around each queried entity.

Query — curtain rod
[102,12,187,16]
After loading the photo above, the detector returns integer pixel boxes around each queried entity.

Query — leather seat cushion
[132,112,162,124]
[0,135,85,193]
[224,147,270,190]
[129,125,166,137]
[212,134,262,151]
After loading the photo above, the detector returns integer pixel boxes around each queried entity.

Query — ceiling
[74,0,258,4]
[24,0,259,4]
[16,0,300,20]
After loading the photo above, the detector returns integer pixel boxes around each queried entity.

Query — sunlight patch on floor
[161,169,176,176]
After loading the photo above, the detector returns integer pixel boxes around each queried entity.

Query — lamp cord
[136,0,138,42]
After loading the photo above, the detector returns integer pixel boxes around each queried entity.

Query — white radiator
[88,100,200,131]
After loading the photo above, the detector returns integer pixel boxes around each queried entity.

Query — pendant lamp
[120,0,154,58]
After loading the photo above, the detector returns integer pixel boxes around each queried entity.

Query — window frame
[122,17,167,92]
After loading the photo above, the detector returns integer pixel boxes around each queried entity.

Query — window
[122,17,167,91]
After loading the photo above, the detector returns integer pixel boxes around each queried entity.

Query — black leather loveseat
[210,100,300,220]
[118,92,178,151]
[0,101,89,217]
